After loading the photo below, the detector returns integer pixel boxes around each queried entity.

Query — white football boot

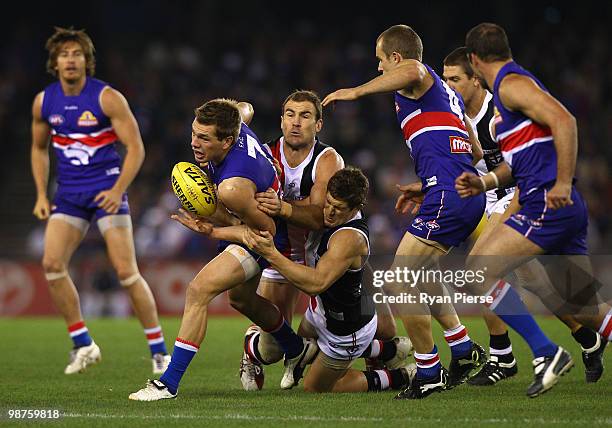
[64,341,102,374]
[129,379,176,401]
[281,338,319,389]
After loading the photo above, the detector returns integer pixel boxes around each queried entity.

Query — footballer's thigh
[43,216,88,273]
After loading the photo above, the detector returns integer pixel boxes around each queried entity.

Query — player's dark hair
[194,99,241,142]
[46,26,96,77]
[377,25,423,61]
[443,47,474,78]
[282,90,323,121]
[465,23,512,62]
[327,167,369,210]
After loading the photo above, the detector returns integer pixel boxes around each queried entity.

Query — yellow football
[171,162,217,217]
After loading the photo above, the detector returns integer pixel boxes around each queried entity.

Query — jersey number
[441,80,464,121]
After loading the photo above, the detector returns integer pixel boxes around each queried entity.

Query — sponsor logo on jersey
[395,102,400,113]
[49,114,65,125]
[425,220,440,231]
[449,136,472,153]
[77,110,99,127]
[425,175,437,187]
[64,105,78,110]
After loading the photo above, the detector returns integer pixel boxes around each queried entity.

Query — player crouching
[244,167,414,392]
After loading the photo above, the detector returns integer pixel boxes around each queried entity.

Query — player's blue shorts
[505,185,588,255]
[218,219,289,270]
[51,187,130,221]
[409,188,485,247]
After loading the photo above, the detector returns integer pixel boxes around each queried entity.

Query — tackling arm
[245,228,366,296]
[279,149,344,230]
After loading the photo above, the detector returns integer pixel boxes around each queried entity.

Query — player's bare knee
[185,279,216,305]
[42,257,66,277]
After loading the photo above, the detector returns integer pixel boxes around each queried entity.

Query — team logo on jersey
[425,220,440,231]
[493,106,502,127]
[77,110,98,126]
[411,218,424,231]
[449,136,472,154]
[528,219,542,230]
[49,114,65,125]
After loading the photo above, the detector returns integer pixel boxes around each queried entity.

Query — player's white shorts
[485,191,515,218]
[304,305,377,361]
[261,257,305,281]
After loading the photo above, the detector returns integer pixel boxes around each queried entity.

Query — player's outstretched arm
[322,60,427,106]
[96,87,145,213]
[219,177,276,235]
[244,228,365,296]
[31,92,52,220]
[499,74,577,209]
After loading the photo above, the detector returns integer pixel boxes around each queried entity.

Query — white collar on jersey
[471,90,493,126]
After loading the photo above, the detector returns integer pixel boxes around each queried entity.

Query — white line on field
[63,413,612,425]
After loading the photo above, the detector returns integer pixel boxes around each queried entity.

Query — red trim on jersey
[268,139,285,186]
[51,130,118,147]
[402,111,466,140]
[68,321,86,332]
[176,337,200,350]
[310,296,318,311]
[498,122,551,152]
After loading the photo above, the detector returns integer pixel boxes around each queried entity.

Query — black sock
[572,326,598,350]
[490,332,514,363]
[363,371,383,391]
[380,340,398,362]
[388,368,409,390]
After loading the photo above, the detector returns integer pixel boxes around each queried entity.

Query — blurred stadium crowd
[1,2,611,273]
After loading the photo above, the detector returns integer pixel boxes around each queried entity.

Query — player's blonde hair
[45,26,96,77]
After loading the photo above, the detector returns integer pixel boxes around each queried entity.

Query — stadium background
[1,2,611,317]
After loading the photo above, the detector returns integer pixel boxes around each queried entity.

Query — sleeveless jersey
[266,137,337,263]
[394,64,478,193]
[41,77,121,192]
[309,214,375,336]
[470,90,515,201]
[493,61,557,203]
[207,123,280,194]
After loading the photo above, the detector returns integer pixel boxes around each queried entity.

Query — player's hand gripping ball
[171,162,217,216]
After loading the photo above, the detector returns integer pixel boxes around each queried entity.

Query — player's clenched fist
[546,182,573,210]
[455,172,485,198]
[33,195,50,220]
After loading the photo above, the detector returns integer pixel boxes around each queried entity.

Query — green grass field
[2,316,611,427]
